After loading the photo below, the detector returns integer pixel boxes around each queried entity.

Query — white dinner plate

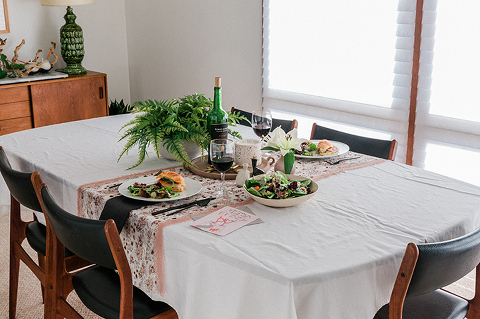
[294,140,349,159]
[118,176,202,202]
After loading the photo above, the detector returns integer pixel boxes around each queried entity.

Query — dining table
[1,113,480,319]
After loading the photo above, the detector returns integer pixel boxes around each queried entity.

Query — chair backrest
[35,178,117,270]
[0,146,42,211]
[231,107,298,131]
[407,227,480,297]
[310,123,397,160]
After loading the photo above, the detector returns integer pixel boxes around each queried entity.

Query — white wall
[2,0,130,102]
[124,0,263,110]
[3,0,263,110]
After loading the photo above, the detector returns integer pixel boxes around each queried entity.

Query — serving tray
[185,156,238,180]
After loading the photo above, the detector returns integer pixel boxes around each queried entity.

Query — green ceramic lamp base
[60,6,87,75]
[62,63,87,75]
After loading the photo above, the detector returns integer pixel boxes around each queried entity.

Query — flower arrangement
[262,127,308,174]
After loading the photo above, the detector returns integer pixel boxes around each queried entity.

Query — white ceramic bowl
[243,174,318,207]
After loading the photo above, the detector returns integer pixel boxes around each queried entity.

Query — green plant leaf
[283,151,295,174]
[261,146,279,151]
[118,93,242,169]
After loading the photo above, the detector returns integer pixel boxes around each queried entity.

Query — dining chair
[310,123,398,160]
[32,172,178,319]
[231,107,298,131]
[0,146,89,319]
[374,227,480,319]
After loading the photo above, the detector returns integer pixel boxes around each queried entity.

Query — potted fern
[118,93,245,169]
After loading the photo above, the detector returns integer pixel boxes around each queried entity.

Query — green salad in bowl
[244,171,318,207]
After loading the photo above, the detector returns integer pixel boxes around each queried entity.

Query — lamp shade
[41,0,94,6]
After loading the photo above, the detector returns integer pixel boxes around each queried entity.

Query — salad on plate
[244,171,313,200]
[127,182,180,199]
[127,171,185,199]
[295,139,339,156]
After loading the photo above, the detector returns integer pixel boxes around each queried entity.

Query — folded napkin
[99,195,156,233]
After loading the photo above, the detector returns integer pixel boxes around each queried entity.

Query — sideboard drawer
[0,70,107,134]
[1,86,30,104]
[0,101,32,120]
[0,117,33,135]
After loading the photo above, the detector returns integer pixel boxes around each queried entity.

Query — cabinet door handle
[99,87,104,99]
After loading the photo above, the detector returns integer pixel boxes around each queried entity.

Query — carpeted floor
[0,211,101,318]
[0,211,475,318]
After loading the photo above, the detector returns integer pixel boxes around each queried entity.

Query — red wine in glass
[211,156,234,173]
[210,138,235,198]
[253,125,272,138]
[252,110,273,140]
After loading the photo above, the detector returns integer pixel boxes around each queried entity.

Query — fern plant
[118,93,246,169]
[109,99,132,115]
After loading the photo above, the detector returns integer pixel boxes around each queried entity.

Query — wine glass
[252,110,272,141]
[210,138,235,197]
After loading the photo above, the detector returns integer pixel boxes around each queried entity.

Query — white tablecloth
[1,114,480,319]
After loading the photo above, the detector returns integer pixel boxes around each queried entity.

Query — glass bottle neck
[213,86,222,109]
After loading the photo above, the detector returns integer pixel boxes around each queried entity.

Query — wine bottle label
[210,123,228,139]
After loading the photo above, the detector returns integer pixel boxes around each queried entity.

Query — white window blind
[264,0,480,186]
[263,0,418,164]
[414,0,480,186]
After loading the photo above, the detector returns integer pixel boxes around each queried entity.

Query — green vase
[274,152,296,174]
[60,6,87,74]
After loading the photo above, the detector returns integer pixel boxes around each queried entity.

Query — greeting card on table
[191,206,259,236]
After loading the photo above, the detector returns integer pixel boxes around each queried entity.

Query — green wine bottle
[207,77,228,163]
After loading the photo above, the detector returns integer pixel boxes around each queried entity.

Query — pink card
[191,206,260,236]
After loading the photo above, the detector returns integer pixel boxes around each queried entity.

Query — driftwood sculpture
[0,39,60,79]
[11,39,24,65]
[0,38,5,56]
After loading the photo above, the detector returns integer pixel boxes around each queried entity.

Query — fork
[326,156,361,165]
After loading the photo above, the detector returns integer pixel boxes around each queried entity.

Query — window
[264,0,480,186]
[263,0,415,164]
[267,1,397,108]
[414,0,480,185]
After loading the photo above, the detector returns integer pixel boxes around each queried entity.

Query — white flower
[264,127,308,156]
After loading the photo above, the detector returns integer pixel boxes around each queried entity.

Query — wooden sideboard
[0,70,108,135]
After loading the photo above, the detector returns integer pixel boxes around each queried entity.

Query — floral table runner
[77,152,384,297]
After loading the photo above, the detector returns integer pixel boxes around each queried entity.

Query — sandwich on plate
[156,171,186,192]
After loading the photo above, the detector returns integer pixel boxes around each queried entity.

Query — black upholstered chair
[32,172,178,319]
[231,107,298,131]
[374,227,480,319]
[310,123,398,160]
[0,146,88,318]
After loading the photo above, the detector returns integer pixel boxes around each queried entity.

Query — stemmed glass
[252,110,272,141]
[210,138,235,198]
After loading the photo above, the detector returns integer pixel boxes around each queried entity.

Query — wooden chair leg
[9,249,20,319]
[9,196,22,319]
[38,253,46,303]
